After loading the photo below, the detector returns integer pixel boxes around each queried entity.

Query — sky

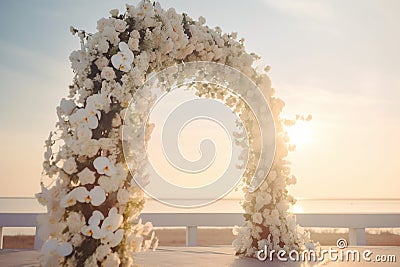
[0,0,399,199]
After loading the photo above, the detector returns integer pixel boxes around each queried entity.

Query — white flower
[66,212,86,233]
[110,9,119,18]
[61,187,89,207]
[36,184,50,206]
[63,157,77,175]
[98,38,109,54]
[252,212,263,224]
[101,207,123,233]
[104,229,124,247]
[80,139,100,157]
[98,176,120,193]
[77,167,96,185]
[83,78,94,90]
[81,209,124,245]
[37,214,66,240]
[198,16,206,25]
[89,210,105,226]
[111,114,122,128]
[105,27,120,45]
[81,223,104,239]
[111,42,134,72]
[142,221,153,235]
[97,18,110,32]
[86,94,109,112]
[99,138,114,151]
[96,244,111,261]
[255,192,272,210]
[41,238,73,257]
[128,37,139,51]
[94,156,115,176]
[126,233,143,252]
[103,252,120,267]
[87,186,106,206]
[69,108,99,129]
[81,210,105,239]
[114,19,127,32]
[69,50,89,74]
[60,191,77,208]
[95,57,109,70]
[76,125,92,141]
[60,98,76,116]
[62,186,106,207]
[70,233,84,247]
[137,1,154,19]
[101,66,116,81]
[117,188,130,204]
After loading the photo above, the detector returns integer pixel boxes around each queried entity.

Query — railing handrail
[1,212,400,249]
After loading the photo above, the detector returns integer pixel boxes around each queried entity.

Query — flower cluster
[36,0,312,265]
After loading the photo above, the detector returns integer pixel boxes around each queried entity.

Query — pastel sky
[0,0,399,198]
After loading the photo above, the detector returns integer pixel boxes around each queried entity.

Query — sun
[287,121,312,146]
[291,204,304,213]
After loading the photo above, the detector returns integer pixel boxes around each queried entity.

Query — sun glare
[287,121,312,146]
[291,204,304,213]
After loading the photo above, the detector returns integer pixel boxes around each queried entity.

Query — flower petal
[89,210,104,226]
[81,225,93,236]
[109,229,124,247]
[72,187,90,203]
[111,54,123,70]
[92,225,106,239]
[57,242,73,256]
[41,238,58,254]
[93,157,110,174]
[87,115,99,129]
[119,42,129,52]
[102,208,123,232]
[90,186,106,206]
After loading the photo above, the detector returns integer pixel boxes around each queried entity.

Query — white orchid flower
[103,229,124,247]
[41,238,73,257]
[89,210,105,226]
[131,218,144,235]
[71,187,90,203]
[81,210,106,239]
[86,186,107,206]
[94,156,115,176]
[60,98,76,116]
[62,186,106,207]
[36,183,50,206]
[101,207,123,232]
[111,42,134,72]
[81,224,105,239]
[81,223,105,239]
[86,94,109,114]
[60,189,80,208]
[82,209,123,243]
[69,108,99,129]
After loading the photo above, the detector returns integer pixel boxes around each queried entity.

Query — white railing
[1,212,400,249]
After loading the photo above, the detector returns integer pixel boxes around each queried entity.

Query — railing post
[34,226,43,250]
[349,228,366,246]
[186,226,197,246]
[0,226,3,249]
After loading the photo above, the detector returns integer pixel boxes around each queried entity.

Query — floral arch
[36,1,313,266]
